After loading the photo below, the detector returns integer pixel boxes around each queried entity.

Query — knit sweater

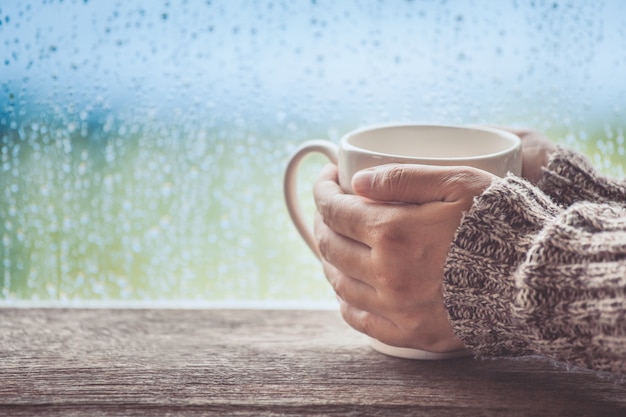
[443,147,626,374]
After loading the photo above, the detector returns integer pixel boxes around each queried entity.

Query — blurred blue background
[1,0,624,304]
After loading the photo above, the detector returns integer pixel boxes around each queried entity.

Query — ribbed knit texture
[443,147,626,374]
[539,148,626,206]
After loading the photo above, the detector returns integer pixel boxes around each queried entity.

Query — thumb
[351,164,493,204]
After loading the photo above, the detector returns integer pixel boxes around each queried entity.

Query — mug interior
[345,125,518,159]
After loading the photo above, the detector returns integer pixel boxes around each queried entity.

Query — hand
[313,163,495,352]
[495,127,556,184]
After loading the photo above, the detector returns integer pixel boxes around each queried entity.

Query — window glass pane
[1,1,624,303]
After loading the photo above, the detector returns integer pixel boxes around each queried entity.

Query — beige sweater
[443,147,626,374]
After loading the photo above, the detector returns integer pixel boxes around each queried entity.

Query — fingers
[313,164,471,353]
[352,164,494,204]
[313,164,379,245]
[314,163,487,259]
[337,298,410,348]
[314,211,372,280]
[313,164,466,352]
[314,165,437,249]
[338,296,467,352]
[322,261,379,311]
[315,212,391,317]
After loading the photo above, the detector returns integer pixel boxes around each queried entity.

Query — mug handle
[284,140,339,259]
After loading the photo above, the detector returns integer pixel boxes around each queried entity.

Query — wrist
[539,146,626,206]
[442,175,560,357]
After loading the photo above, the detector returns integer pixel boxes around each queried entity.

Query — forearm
[539,146,626,206]
[443,174,626,374]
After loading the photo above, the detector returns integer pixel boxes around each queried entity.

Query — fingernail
[351,169,375,194]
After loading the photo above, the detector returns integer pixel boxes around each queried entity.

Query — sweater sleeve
[538,146,626,206]
[443,157,626,374]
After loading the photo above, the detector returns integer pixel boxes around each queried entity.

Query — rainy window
[1,1,625,304]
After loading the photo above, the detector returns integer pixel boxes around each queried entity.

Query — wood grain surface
[1,308,624,416]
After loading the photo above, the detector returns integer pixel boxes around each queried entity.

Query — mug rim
[340,123,521,162]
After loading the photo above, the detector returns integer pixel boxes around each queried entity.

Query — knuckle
[451,167,494,200]
[371,224,400,246]
[332,277,348,299]
[371,257,409,293]
[440,167,475,186]
[313,184,337,224]
[356,312,376,337]
[317,234,331,260]
[322,262,341,290]
[338,301,358,328]
[368,210,408,246]
[373,165,411,197]
[438,167,483,197]
[376,271,409,293]
[447,166,483,187]
[338,302,376,338]
[315,195,333,222]
[316,194,350,234]
[322,262,343,296]
[313,215,331,258]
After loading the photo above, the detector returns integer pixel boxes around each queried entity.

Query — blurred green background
[1,1,624,304]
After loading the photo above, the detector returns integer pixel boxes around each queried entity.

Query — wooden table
[1,308,624,416]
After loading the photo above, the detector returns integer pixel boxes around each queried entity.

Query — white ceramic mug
[284,123,522,360]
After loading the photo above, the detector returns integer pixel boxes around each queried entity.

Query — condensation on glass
[0,1,624,302]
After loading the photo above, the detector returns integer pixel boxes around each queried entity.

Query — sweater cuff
[443,175,561,356]
[539,146,626,206]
